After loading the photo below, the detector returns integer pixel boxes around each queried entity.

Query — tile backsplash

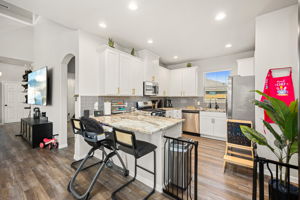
[80,96,225,115]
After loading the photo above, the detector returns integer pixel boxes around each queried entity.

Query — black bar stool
[111,128,157,200]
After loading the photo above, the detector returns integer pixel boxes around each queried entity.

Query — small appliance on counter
[111,100,127,114]
[136,101,166,117]
[33,107,40,119]
[104,101,111,115]
[164,99,172,108]
[143,81,159,96]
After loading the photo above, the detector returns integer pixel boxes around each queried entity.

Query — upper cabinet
[169,67,199,97]
[158,66,170,96]
[99,46,144,96]
[237,57,254,76]
[138,50,159,82]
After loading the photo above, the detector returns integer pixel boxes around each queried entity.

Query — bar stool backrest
[80,117,104,134]
[70,118,84,135]
[113,128,136,150]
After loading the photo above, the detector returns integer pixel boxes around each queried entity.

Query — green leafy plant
[186,62,192,67]
[108,38,115,48]
[131,48,135,56]
[241,90,298,186]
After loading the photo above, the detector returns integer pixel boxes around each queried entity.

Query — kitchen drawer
[200,111,226,118]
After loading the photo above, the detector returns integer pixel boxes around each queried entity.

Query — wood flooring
[0,123,260,200]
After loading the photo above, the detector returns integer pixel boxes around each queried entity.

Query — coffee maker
[33,107,40,119]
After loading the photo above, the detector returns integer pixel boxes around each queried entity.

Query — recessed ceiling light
[147,39,153,44]
[99,22,107,28]
[173,56,178,59]
[128,2,138,10]
[225,43,232,48]
[215,12,226,21]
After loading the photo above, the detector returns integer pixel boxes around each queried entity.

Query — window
[204,70,231,102]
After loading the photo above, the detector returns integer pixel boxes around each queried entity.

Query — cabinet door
[213,117,227,139]
[105,50,119,95]
[119,54,132,96]
[158,66,170,96]
[144,59,159,82]
[182,67,197,96]
[131,58,144,96]
[200,117,213,136]
[169,69,182,96]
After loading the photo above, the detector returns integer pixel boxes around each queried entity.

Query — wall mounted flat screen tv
[28,67,48,105]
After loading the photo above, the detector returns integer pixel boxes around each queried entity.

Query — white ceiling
[6,0,297,65]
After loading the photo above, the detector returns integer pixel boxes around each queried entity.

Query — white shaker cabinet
[131,58,144,96]
[99,46,144,96]
[182,67,198,96]
[168,66,198,97]
[158,66,170,96]
[169,69,183,96]
[119,54,132,96]
[200,112,227,140]
[103,49,120,95]
[138,50,159,82]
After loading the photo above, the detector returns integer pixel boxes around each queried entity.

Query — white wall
[33,17,79,148]
[0,26,33,62]
[78,31,106,96]
[0,63,26,82]
[168,51,254,96]
[255,5,298,168]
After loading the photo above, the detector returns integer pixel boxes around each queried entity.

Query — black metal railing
[163,136,198,200]
[253,157,299,200]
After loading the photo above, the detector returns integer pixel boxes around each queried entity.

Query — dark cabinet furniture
[20,118,53,148]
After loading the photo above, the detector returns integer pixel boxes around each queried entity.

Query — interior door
[4,82,26,123]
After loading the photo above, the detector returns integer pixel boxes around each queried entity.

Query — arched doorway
[60,53,75,148]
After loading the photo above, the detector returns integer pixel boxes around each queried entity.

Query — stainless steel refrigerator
[227,75,255,124]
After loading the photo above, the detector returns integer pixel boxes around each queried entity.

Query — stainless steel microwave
[143,81,159,96]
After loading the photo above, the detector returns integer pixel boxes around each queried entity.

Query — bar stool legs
[111,150,156,200]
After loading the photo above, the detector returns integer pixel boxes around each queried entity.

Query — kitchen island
[74,112,184,192]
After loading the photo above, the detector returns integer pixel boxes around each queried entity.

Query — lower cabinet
[200,112,227,140]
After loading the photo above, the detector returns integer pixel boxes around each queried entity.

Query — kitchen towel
[261,67,295,123]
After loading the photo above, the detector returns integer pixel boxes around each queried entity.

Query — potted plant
[108,38,115,48]
[240,90,298,200]
[131,48,135,56]
[186,62,192,67]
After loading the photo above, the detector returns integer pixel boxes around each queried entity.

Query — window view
[204,70,232,102]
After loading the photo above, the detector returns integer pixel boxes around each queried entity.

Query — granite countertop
[92,112,184,135]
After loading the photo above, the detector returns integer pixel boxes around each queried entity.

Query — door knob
[4,104,7,106]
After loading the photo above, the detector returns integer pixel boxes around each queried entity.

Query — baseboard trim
[59,143,68,149]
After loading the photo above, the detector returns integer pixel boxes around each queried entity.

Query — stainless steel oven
[143,81,159,96]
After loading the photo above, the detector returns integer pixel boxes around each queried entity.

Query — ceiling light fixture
[128,2,138,10]
[99,22,107,28]
[225,43,232,48]
[215,12,226,21]
[173,56,178,59]
[147,39,153,44]
[0,72,2,77]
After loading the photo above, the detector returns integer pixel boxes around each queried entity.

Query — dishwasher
[182,110,200,135]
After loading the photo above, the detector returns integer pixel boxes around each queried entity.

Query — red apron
[261,68,295,123]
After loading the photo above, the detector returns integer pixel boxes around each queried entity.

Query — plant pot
[269,179,299,200]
